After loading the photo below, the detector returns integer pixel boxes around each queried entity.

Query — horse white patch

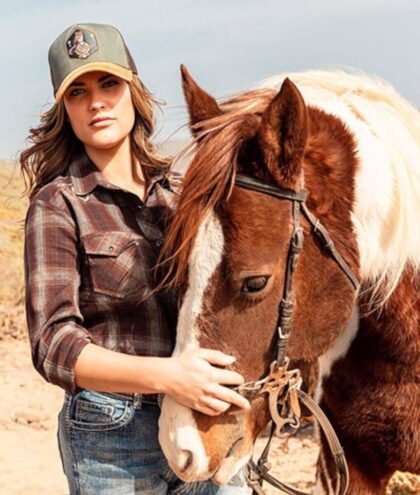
[315,305,359,403]
[172,210,225,355]
[158,210,225,478]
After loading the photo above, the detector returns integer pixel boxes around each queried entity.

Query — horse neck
[305,101,420,307]
[302,106,359,279]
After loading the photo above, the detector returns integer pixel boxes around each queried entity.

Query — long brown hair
[19,75,170,200]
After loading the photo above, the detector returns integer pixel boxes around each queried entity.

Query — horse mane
[158,89,275,288]
[259,69,420,305]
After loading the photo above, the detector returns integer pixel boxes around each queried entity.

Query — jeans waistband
[100,391,163,408]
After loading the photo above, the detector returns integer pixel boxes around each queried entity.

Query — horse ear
[258,78,308,189]
[181,64,222,134]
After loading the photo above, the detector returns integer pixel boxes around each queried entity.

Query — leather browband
[235,174,308,203]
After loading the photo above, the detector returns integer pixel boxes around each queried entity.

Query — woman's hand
[161,348,251,416]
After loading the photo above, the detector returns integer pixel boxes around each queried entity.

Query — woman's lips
[90,118,115,127]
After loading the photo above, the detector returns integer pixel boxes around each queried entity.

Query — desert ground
[0,161,418,494]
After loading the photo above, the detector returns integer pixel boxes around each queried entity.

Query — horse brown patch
[320,266,420,490]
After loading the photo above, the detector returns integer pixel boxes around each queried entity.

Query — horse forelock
[159,89,276,290]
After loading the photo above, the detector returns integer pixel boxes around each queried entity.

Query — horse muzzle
[158,395,252,483]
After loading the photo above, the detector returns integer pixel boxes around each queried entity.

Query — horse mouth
[211,436,248,485]
[226,436,245,458]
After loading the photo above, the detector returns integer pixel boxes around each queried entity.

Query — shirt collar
[68,151,165,197]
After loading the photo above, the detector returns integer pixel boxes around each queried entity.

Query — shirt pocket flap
[82,231,139,257]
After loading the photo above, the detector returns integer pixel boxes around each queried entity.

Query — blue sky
[2,0,419,159]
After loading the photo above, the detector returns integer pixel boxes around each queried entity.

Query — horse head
[158,66,359,485]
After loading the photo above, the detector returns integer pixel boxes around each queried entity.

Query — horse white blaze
[158,210,225,479]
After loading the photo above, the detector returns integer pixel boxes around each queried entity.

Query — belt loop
[133,393,142,408]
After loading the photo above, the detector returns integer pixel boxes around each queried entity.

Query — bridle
[233,174,360,495]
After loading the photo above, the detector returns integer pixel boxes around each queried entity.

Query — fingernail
[227,355,236,363]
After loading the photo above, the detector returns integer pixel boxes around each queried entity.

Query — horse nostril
[179,449,194,473]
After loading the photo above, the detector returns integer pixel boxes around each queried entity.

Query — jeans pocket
[69,389,134,432]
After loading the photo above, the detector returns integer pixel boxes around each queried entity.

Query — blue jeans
[58,389,249,494]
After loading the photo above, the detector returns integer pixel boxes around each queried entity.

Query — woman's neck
[84,137,147,198]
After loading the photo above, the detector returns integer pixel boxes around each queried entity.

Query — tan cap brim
[55,62,133,102]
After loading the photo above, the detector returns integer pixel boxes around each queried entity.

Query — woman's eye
[103,79,119,88]
[69,88,85,97]
[241,276,270,294]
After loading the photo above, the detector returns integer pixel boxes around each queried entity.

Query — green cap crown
[48,23,137,101]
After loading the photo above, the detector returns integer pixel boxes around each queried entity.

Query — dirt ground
[0,338,67,495]
[1,337,419,495]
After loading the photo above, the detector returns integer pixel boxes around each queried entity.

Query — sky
[2,0,419,159]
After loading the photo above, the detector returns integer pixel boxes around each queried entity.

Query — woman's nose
[89,93,106,111]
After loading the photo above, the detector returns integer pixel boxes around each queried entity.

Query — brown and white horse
[158,66,420,494]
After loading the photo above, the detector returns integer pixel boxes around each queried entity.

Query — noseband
[233,174,359,495]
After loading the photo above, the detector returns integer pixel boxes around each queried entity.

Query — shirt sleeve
[24,198,92,394]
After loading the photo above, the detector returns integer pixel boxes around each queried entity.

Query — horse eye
[241,276,270,293]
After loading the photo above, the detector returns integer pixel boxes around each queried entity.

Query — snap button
[155,239,163,248]
[138,204,143,210]
[109,246,114,252]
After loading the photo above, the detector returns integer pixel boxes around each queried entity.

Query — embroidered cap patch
[66,28,98,59]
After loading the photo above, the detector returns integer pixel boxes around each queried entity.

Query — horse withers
[158,66,420,494]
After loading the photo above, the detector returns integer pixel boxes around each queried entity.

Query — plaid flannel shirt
[24,151,179,394]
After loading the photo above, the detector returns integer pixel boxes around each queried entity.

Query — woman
[21,23,250,495]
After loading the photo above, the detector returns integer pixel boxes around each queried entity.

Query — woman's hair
[19,75,170,200]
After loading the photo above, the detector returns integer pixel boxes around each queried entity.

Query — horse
[157,66,420,495]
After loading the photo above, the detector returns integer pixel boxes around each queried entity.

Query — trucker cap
[48,23,138,102]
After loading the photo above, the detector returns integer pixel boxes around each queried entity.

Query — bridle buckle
[259,359,303,438]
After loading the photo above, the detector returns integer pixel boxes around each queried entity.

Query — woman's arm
[75,343,251,416]
[25,194,249,415]
[24,196,92,394]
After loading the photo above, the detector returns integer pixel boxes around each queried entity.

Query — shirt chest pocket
[82,231,148,299]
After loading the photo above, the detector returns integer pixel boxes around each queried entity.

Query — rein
[234,173,359,495]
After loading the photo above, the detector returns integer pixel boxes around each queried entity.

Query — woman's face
[63,70,135,151]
